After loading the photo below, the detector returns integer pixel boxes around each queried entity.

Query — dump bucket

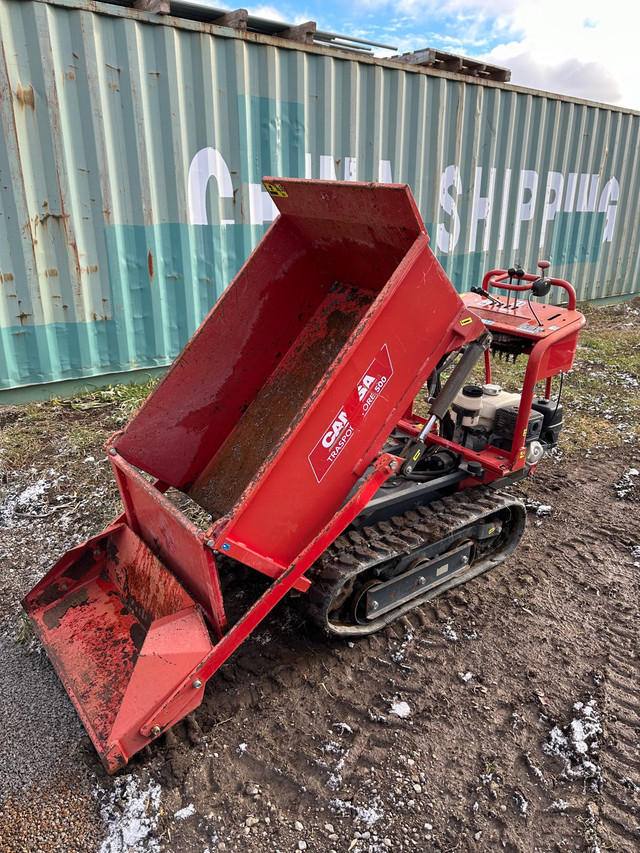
[22,524,213,772]
[24,178,485,772]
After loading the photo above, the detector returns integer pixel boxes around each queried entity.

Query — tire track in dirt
[598,614,640,852]
[465,481,640,852]
[550,499,640,853]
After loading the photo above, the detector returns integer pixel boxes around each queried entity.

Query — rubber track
[307,486,526,636]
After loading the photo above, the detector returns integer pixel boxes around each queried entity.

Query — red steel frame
[23,181,585,772]
[399,267,585,481]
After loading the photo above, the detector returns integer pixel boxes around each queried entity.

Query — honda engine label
[308,344,394,482]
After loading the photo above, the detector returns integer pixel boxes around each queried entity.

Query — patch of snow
[524,753,549,790]
[389,701,411,719]
[332,722,354,735]
[98,775,162,853]
[442,624,458,642]
[613,373,639,388]
[620,776,640,794]
[536,505,552,517]
[327,755,346,791]
[461,671,473,683]
[0,476,51,527]
[614,468,639,499]
[543,699,603,792]
[547,799,570,811]
[252,631,272,645]
[391,630,414,663]
[479,771,501,799]
[329,797,384,826]
[174,803,196,820]
[513,790,528,817]
[584,803,603,853]
[321,740,349,791]
[237,742,248,755]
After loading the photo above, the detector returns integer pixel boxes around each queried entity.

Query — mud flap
[22,524,213,772]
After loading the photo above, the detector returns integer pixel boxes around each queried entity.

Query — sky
[246,0,640,112]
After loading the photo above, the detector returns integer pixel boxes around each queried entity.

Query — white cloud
[353,0,640,110]
[357,0,515,13]
[479,0,639,109]
[246,5,287,22]
[247,5,314,26]
[485,47,622,105]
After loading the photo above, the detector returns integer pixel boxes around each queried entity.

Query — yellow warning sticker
[264,182,288,198]
[460,317,473,326]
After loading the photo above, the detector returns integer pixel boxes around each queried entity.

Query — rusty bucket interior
[22,524,213,772]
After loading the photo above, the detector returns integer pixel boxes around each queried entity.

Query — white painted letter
[497,169,512,252]
[564,173,578,212]
[469,167,496,253]
[188,148,234,225]
[378,160,393,182]
[540,171,564,247]
[319,155,337,180]
[514,170,538,251]
[587,173,600,211]
[248,184,278,225]
[344,157,357,181]
[437,165,462,254]
[598,177,619,242]
[576,173,600,212]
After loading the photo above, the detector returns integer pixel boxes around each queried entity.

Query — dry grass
[0,379,158,473]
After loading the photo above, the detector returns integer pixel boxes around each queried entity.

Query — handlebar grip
[481,268,577,310]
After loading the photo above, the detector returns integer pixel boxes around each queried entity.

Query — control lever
[470,285,502,307]
[505,267,516,309]
[512,266,525,309]
[531,259,551,297]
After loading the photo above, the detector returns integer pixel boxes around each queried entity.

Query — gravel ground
[0,465,107,853]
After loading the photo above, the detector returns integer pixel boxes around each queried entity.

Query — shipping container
[1,0,639,399]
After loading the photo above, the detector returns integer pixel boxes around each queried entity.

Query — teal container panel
[1,0,639,392]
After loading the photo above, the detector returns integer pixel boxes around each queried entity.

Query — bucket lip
[22,526,214,772]
[21,521,126,613]
[34,602,213,772]
[23,522,207,628]
[23,521,202,624]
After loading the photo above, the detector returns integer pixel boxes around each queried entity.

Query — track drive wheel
[307,487,526,637]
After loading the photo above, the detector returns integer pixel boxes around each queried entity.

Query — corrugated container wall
[1,0,639,396]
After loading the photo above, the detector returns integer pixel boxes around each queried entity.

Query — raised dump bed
[24,178,483,770]
[112,179,479,569]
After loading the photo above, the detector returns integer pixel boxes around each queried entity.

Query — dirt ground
[0,301,639,853]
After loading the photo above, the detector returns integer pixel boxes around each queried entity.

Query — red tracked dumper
[23,179,585,772]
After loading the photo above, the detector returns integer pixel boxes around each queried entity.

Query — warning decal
[308,344,394,483]
[263,181,288,197]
